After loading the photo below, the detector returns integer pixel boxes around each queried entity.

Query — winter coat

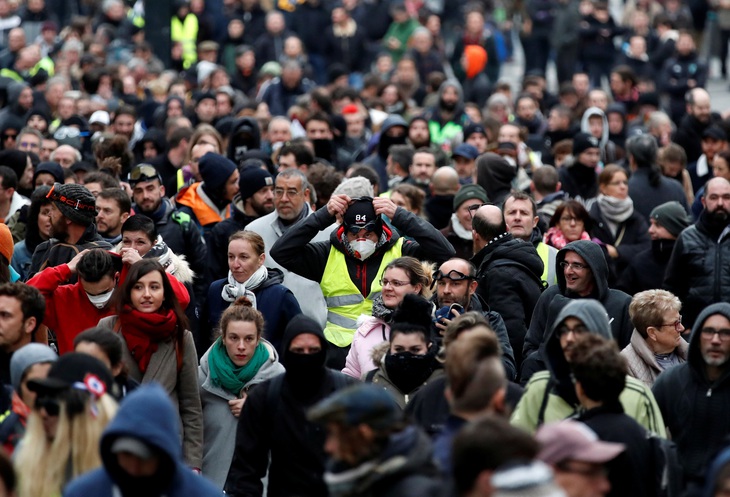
[10,239,31,281]
[342,316,391,379]
[198,339,285,489]
[224,321,356,497]
[245,207,330,329]
[205,268,302,353]
[325,426,442,497]
[366,342,444,409]
[522,240,633,362]
[578,13,621,62]
[323,22,368,73]
[205,195,259,284]
[652,304,730,489]
[362,115,410,189]
[664,211,730,328]
[588,201,650,277]
[621,329,688,388]
[577,403,656,497]
[97,315,203,469]
[628,168,690,221]
[558,159,600,205]
[615,239,675,296]
[471,233,544,367]
[439,220,473,260]
[660,52,708,118]
[673,112,722,164]
[28,224,112,279]
[62,384,222,497]
[511,299,666,435]
[260,76,316,117]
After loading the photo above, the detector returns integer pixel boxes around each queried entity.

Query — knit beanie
[333,177,374,198]
[453,183,488,210]
[0,224,12,262]
[46,183,97,226]
[572,133,600,156]
[10,343,57,393]
[239,165,273,201]
[198,152,238,192]
[464,45,488,79]
[650,201,691,237]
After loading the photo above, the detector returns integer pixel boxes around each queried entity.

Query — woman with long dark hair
[11,185,51,280]
[98,259,203,471]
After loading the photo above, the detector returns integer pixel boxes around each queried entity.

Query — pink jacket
[342,316,391,379]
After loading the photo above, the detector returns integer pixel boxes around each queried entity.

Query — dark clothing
[149,154,181,198]
[588,202,650,279]
[558,161,599,203]
[660,53,708,123]
[577,403,654,497]
[425,195,454,231]
[271,206,456,291]
[224,321,356,497]
[471,234,544,367]
[664,210,730,327]
[362,115,409,190]
[406,375,523,437]
[205,196,259,284]
[616,239,675,296]
[289,3,330,57]
[253,30,293,68]
[260,77,316,117]
[628,168,690,221]
[522,241,633,374]
[205,268,301,353]
[439,221,473,260]
[673,113,722,164]
[451,35,500,84]
[323,24,369,73]
[28,225,112,280]
[541,128,575,166]
[578,13,621,86]
[652,305,730,489]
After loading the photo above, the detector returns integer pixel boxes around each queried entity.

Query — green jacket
[382,19,420,61]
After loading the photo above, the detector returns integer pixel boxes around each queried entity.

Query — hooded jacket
[227,117,261,164]
[362,114,409,190]
[558,155,600,204]
[422,79,472,147]
[653,303,730,488]
[225,315,355,497]
[471,233,544,367]
[205,267,301,353]
[28,224,112,280]
[511,299,666,435]
[702,445,730,497]
[664,210,730,327]
[580,106,619,164]
[198,339,285,488]
[63,384,221,497]
[523,240,633,362]
[476,153,516,207]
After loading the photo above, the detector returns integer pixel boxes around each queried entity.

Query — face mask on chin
[350,239,376,260]
[86,288,114,309]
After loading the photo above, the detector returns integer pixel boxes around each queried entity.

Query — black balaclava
[282,314,328,400]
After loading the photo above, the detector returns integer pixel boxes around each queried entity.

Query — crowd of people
[0,0,728,495]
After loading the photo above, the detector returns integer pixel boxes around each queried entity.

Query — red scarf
[118,305,180,373]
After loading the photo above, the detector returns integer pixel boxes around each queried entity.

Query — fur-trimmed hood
[114,235,195,284]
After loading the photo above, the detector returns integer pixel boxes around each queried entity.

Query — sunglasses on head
[128,164,161,184]
[35,395,61,416]
[433,269,474,282]
[346,221,379,234]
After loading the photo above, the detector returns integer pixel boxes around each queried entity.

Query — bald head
[475,204,503,225]
[472,204,506,249]
[703,176,730,219]
[431,166,460,195]
[688,88,712,124]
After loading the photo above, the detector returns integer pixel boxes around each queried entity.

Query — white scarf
[450,213,473,240]
[221,265,268,307]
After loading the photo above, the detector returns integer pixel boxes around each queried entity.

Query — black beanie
[198,152,238,192]
[46,183,97,226]
[572,132,600,156]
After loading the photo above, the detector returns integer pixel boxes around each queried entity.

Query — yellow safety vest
[536,241,557,286]
[171,14,198,69]
[320,238,404,347]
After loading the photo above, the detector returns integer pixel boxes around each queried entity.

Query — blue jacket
[205,268,302,353]
[63,383,222,497]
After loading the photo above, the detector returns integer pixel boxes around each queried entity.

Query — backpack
[648,433,683,497]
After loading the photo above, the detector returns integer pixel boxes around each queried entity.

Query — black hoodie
[653,303,730,489]
[226,117,261,164]
[225,314,355,497]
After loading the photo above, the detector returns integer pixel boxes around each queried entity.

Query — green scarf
[208,338,270,396]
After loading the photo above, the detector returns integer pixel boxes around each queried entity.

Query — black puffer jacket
[652,303,730,490]
[588,201,650,280]
[471,233,544,367]
[522,240,632,361]
[664,211,730,327]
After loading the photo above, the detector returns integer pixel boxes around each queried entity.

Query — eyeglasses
[347,221,378,235]
[433,269,474,282]
[46,183,97,213]
[379,278,411,288]
[19,141,39,149]
[128,164,161,184]
[560,261,588,271]
[54,127,89,140]
[35,395,61,416]
[273,187,302,198]
[657,316,682,332]
[467,203,490,218]
[560,216,581,223]
[700,328,730,341]
[557,324,589,337]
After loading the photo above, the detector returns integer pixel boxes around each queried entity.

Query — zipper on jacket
[361,261,368,296]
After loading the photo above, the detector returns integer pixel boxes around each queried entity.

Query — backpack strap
[537,376,554,427]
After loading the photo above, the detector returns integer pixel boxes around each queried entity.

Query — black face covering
[312,139,334,161]
[384,351,435,394]
[115,454,175,497]
[440,97,457,112]
[284,349,327,398]
[377,132,407,158]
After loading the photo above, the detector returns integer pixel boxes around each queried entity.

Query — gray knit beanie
[10,343,58,393]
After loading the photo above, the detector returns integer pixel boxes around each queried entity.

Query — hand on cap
[67,249,91,274]
[327,194,351,222]
[120,247,143,266]
[373,196,397,220]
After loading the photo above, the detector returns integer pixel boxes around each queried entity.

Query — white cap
[89,110,110,126]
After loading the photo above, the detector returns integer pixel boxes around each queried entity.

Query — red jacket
[27,263,191,354]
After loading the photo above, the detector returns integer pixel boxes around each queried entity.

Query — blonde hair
[383,256,435,299]
[15,393,117,497]
[629,289,682,338]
